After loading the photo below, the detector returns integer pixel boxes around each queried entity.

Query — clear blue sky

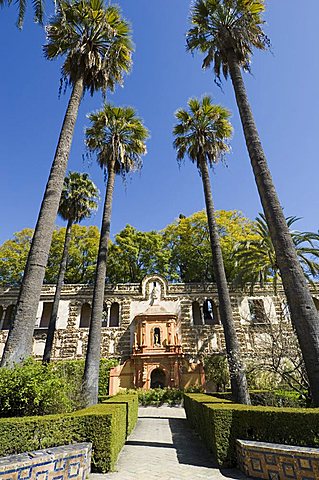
[0,1,318,244]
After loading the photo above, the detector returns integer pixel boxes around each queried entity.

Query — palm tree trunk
[1,76,84,367]
[200,157,250,404]
[227,52,319,406]
[43,219,73,364]
[82,166,116,406]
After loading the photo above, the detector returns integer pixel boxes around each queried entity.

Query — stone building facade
[0,275,318,390]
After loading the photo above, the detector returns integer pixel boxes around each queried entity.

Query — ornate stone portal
[108,280,205,394]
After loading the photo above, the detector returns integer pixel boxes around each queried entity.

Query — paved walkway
[91,406,250,480]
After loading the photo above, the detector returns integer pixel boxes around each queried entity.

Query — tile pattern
[237,439,319,480]
[0,443,91,480]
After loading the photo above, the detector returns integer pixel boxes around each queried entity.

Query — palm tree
[187,0,319,406]
[0,0,44,29]
[43,171,99,363]
[83,104,149,405]
[234,214,319,293]
[173,96,250,404]
[1,0,132,368]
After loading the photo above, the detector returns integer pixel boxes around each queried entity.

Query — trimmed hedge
[103,393,138,435]
[0,393,138,473]
[184,393,319,468]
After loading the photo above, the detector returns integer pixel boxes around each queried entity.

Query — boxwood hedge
[0,393,138,473]
[184,393,319,467]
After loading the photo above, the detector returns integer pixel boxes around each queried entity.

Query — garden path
[90,406,250,480]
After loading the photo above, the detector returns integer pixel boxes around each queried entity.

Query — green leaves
[43,0,133,95]
[85,103,149,177]
[59,171,99,223]
[173,95,232,169]
[233,213,319,291]
[187,0,270,79]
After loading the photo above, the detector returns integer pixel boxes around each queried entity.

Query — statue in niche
[150,281,161,305]
[154,327,161,346]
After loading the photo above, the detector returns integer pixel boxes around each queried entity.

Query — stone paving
[91,406,250,480]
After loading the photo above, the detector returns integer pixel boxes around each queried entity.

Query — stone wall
[0,274,318,362]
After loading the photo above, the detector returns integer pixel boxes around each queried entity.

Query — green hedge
[184,393,319,468]
[103,393,138,435]
[0,393,138,473]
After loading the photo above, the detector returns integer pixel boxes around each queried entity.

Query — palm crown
[173,95,232,169]
[85,104,149,176]
[233,213,319,290]
[59,171,99,223]
[187,0,270,80]
[43,0,133,95]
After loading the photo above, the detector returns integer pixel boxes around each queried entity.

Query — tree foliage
[163,210,256,282]
[107,225,171,283]
[233,213,319,292]
[0,226,100,286]
[187,0,270,81]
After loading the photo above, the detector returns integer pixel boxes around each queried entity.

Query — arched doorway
[150,368,166,389]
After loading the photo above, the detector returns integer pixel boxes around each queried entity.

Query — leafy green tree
[173,95,250,404]
[163,210,255,282]
[234,214,319,292]
[84,104,149,405]
[43,172,99,363]
[0,226,100,286]
[2,0,133,368]
[0,229,33,286]
[107,225,171,283]
[187,0,319,406]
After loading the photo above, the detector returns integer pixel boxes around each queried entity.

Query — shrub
[0,358,119,417]
[0,359,73,417]
[138,388,183,406]
[184,393,319,468]
[0,393,137,473]
[103,393,138,435]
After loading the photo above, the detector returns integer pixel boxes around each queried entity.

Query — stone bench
[237,439,319,480]
[0,442,91,479]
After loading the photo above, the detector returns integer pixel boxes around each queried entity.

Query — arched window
[102,303,108,327]
[109,302,120,327]
[80,303,91,328]
[2,305,15,330]
[192,301,202,325]
[203,299,220,325]
[40,302,53,328]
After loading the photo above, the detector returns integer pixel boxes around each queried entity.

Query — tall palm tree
[234,213,319,293]
[1,0,132,368]
[43,171,99,363]
[173,96,250,404]
[83,104,149,405]
[187,0,319,405]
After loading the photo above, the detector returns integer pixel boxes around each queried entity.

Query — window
[109,302,120,327]
[80,303,91,328]
[203,299,220,325]
[2,305,15,330]
[39,302,53,328]
[192,301,202,325]
[248,299,267,324]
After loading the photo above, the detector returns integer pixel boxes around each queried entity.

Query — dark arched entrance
[150,368,166,389]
